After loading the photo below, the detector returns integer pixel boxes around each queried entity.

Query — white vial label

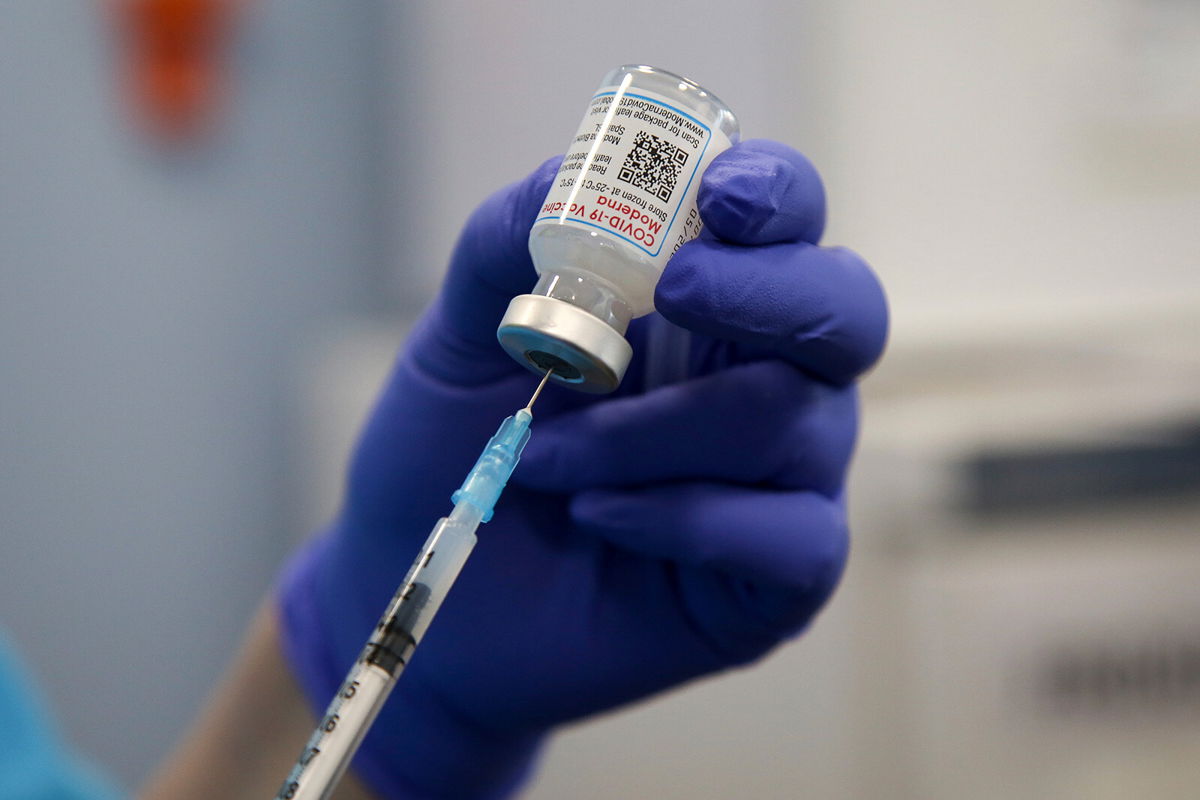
[536,86,733,263]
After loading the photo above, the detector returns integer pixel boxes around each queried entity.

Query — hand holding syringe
[275,371,554,800]
[268,87,883,799]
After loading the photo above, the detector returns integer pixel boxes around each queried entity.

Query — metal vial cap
[496,294,633,394]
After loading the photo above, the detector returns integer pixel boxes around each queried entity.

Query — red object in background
[112,0,237,143]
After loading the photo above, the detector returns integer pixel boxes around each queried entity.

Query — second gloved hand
[279,139,888,799]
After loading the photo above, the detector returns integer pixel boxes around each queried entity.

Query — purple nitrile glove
[279,138,888,799]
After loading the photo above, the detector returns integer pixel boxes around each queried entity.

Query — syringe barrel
[277,406,538,799]
[275,515,479,800]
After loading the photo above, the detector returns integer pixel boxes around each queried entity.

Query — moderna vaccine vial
[498,65,739,393]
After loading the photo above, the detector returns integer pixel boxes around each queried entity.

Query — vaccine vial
[497,65,739,393]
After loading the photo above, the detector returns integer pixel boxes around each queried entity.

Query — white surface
[862,296,1200,459]
[899,503,1200,800]
[815,0,1200,336]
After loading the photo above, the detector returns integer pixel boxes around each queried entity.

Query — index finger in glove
[516,360,857,497]
[698,139,828,246]
[656,239,888,386]
[571,481,849,596]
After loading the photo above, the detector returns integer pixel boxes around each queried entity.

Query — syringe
[274,371,553,800]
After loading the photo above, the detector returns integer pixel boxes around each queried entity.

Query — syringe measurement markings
[364,644,408,674]
[274,660,394,799]
[365,582,431,676]
[275,396,542,799]
[285,679,353,785]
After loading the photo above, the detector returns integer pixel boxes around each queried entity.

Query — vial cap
[497,295,633,394]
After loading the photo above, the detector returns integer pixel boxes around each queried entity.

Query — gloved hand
[279,139,888,799]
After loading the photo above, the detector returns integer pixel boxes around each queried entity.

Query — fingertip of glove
[651,244,717,331]
[454,156,561,284]
[811,247,891,383]
[699,139,826,245]
[507,155,563,243]
[652,236,787,347]
[529,155,562,196]
[512,419,589,493]
[511,435,555,487]
[654,242,890,387]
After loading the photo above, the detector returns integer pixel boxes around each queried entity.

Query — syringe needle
[524,369,554,414]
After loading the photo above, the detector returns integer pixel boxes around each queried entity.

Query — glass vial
[497,65,739,393]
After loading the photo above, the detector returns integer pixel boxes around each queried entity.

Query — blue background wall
[0,1,390,783]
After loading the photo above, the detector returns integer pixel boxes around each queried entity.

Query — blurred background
[2,1,1199,797]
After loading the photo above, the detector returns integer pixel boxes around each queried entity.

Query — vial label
[536,86,733,261]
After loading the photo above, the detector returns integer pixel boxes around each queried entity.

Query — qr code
[617,131,690,203]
